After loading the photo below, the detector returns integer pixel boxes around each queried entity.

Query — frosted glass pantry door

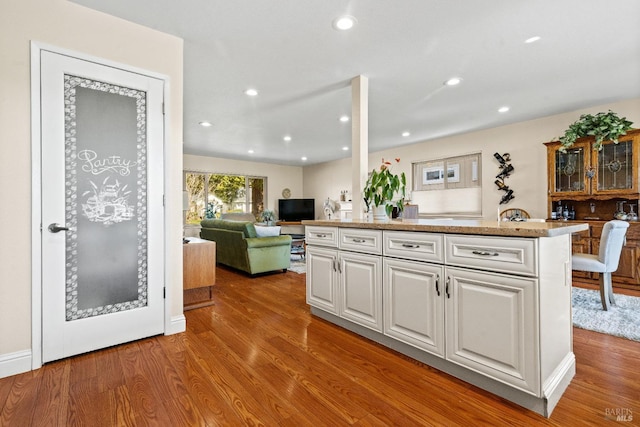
[40,50,165,363]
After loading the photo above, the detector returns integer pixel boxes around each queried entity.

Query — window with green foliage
[184,171,266,225]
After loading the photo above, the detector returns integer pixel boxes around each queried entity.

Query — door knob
[48,223,69,233]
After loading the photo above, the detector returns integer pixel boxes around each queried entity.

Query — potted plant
[559,110,633,152]
[363,158,407,220]
[259,209,276,225]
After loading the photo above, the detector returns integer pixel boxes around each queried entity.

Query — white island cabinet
[303,219,588,417]
[306,226,383,332]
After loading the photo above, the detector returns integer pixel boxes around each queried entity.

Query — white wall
[0,0,183,377]
[303,157,354,219]
[304,98,640,220]
[184,154,304,215]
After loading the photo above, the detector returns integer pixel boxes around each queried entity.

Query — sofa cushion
[200,219,257,238]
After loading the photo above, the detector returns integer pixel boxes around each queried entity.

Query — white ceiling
[71,0,640,166]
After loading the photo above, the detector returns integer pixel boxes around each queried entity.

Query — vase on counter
[372,205,389,221]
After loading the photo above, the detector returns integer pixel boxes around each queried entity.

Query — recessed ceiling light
[283,135,292,142]
[199,121,212,127]
[342,146,349,151]
[525,36,541,44]
[444,77,463,86]
[402,131,411,137]
[498,106,510,113]
[339,115,350,123]
[248,149,254,154]
[301,156,308,161]
[244,88,258,96]
[332,15,357,31]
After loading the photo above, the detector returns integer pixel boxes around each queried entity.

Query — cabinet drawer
[445,235,537,277]
[384,231,444,263]
[306,226,338,247]
[339,228,382,255]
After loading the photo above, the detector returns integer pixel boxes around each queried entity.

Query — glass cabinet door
[554,145,586,193]
[596,139,634,192]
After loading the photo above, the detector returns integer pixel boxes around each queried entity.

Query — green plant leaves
[363,162,407,214]
[559,110,633,152]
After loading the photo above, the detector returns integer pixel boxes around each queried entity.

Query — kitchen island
[302,218,587,417]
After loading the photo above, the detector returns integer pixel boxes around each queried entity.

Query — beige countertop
[302,218,588,238]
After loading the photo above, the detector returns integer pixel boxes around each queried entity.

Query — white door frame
[30,42,173,369]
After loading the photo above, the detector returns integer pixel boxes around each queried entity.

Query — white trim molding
[167,314,187,335]
[0,350,32,379]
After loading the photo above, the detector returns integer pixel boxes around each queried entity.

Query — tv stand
[276,221,302,225]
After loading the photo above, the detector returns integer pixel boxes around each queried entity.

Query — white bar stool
[571,220,629,310]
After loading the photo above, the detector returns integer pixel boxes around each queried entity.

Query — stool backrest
[598,220,630,272]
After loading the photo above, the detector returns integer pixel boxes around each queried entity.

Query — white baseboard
[0,350,32,379]
[0,316,185,381]
[165,314,186,335]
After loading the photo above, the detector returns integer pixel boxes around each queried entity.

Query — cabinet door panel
[445,267,540,395]
[592,238,640,284]
[340,252,383,332]
[593,139,637,194]
[384,258,444,357]
[571,232,592,280]
[306,247,338,314]
[616,245,639,282]
[548,142,589,196]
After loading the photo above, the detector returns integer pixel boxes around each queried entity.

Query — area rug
[288,256,306,274]
[572,287,640,342]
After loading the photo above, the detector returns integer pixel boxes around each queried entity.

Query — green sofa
[200,219,292,275]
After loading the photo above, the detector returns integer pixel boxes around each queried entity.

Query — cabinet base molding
[542,352,576,417]
[311,307,574,418]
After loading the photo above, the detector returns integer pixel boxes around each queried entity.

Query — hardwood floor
[1,268,639,426]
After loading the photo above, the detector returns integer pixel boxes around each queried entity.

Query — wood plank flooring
[1,268,639,426]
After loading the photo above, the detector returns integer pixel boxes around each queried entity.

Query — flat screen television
[278,198,315,221]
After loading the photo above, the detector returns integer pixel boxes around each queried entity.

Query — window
[184,172,266,224]
[412,153,482,216]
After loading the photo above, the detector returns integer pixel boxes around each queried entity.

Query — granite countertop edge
[301,219,588,238]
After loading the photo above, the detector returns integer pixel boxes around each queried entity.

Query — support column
[351,75,368,219]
